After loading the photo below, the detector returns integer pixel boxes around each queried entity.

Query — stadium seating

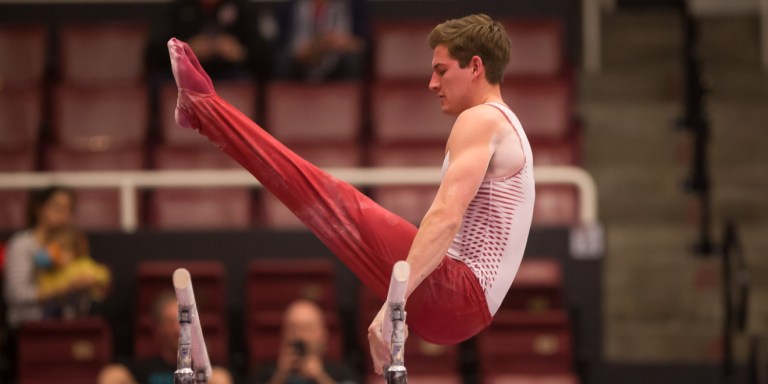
[502,20,565,79]
[0,150,35,231]
[368,144,444,224]
[17,318,112,384]
[0,86,42,150]
[149,146,252,229]
[52,84,148,150]
[502,258,564,312]
[58,23,148,85]
[501,78,573,141]
[266,81,362,144]
[246,258,337,312]
[477,310,574,376]
[0,24,47,86]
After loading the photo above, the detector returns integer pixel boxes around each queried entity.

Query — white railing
[0,166,597,232]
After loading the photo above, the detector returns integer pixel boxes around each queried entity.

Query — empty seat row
[0,23,147,87]
[0,19,564,86]
[0,78,577,152]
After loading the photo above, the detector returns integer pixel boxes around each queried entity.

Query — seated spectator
[274,0,367,82]
[4,187,80,328]
[250,299,359,384]
[146,0,273,81]
[36,226,110,319]
[98,291,232,384]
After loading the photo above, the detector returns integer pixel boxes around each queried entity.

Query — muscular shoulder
[449,104,506,143]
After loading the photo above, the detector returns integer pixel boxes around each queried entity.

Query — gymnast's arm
[404,105,501,298]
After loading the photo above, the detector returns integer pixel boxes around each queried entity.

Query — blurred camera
[291,339,307,357]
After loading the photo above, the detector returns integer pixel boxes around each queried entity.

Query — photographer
[252,299,358,384]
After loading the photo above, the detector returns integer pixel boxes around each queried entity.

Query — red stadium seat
[135,260,227,316]
[531,141,580,166]
[266,81,362,144]
[134,261,228,363]
[53,84,148,150]
[478,310,573,377]
[0,86,42,149]
[59,23,148,85]
[503,20,565,79]
[371,81,454,144]
[0,24,47,86]
[374,21,440,80]
[369,144,445,225]
[247,308,343,366]
[259,143,362,229]
[150,146,252,229]
[502,79,573,141]
[44,147,144,230]
[0,191,29,231]
[17,318,112,384]
[247,259,337,313]
[159,81,258,147]
[502,259,564,312]
[532,185,579,227]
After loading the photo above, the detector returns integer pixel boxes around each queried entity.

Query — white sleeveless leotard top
[444,102,536,315]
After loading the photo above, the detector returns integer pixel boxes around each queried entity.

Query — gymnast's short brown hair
[428,14,511,84]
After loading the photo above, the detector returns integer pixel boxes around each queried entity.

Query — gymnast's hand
[367,304,391,375]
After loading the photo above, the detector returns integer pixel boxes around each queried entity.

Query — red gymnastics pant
[169,38,491,344]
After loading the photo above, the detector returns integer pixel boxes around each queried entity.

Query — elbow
[422,206,462,233]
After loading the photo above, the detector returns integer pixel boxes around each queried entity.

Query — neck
[467,83,504,111]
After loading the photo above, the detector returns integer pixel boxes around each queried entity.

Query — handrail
[0,166,598,232]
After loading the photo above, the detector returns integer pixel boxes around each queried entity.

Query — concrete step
[703,68,768,100]
[697,16,761,69]
[579,69,683,102]
[602,10,683,71]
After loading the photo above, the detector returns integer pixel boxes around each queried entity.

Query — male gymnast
[167,13,535,374]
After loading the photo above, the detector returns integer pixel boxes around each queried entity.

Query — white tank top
[445,102,535,315]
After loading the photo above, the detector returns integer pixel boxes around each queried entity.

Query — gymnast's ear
[470,55,483,78]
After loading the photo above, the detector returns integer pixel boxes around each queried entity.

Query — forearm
[404,208,461,298]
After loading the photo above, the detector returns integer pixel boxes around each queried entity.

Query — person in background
[35,226,110,319]
[3,186,81,328]
[98,291,233,384]
[147,0,273,80]
[250,299,359,384]
[274,0,367,82]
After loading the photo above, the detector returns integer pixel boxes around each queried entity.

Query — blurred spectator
[36,226,110,319]
[147,0,273,80]
[98,291,233,384]
[3,186,79,328]
[249,299,359,384]
[274,0,367,82]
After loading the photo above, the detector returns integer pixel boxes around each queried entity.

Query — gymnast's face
[429,44,474,116]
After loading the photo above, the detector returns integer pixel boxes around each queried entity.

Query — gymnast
[167,13,535,374]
